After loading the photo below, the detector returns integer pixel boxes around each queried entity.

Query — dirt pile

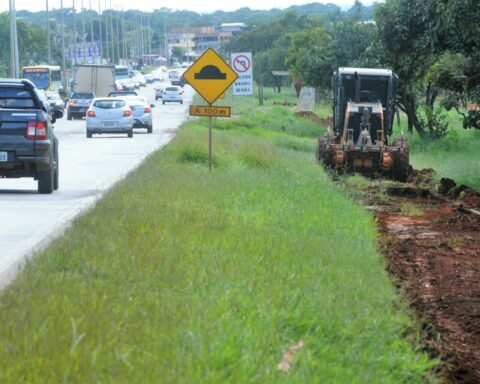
[295,111,333,127]
[369,172,480,383]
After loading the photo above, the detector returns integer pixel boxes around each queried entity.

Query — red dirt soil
[372,174,480,383]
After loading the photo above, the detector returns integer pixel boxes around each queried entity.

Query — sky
[3,0,377,14]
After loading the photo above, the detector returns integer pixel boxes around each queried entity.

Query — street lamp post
[46,0,52,64]
[109,0,114,64]
[104,0,109,63]
[98,0,103,61]
[81,0,87,63]
[73,0,77,66]
[61,0,66,88]
[89,0,95,63]
[9,0,20,78]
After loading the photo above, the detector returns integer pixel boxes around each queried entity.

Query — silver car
[86,98,133,138]
[155,84,167,100]
[162,86,183,104]
[124,96,154,133]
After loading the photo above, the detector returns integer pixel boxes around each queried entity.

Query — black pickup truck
[0,79,59,194]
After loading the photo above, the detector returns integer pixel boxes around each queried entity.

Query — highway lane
[0,81,194,288]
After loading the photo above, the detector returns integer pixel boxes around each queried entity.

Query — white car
[123,96,155,133]
[162,86,183,104]
[133,75,146,87]
[86,98,133,138]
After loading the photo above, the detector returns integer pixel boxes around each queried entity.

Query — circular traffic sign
[233,55,251,73]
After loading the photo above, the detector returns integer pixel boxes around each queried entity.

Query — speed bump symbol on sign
[183,48,238,104]
[194,65,227,80]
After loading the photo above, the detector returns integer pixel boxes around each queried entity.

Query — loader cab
[332,68,397,140]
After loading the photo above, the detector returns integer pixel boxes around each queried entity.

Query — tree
[285,27,335,89]
[171,46,185,62]
[374,0,437,138]
[0,12,49,77]
[376,0,480,134]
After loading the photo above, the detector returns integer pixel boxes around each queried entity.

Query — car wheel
[180,101,183,104]
[162,101,165,105]
[147,125,153,133]
[38,161,54,194]
[86,130,92,138]
[128,130,133,138]
[155,97,158,100]
[67,113,72,120]
[54,147,59,190]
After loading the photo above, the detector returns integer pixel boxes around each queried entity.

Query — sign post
[183,48,238,171]
[209,116,212,170]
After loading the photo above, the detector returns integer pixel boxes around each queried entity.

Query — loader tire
[392,137,410,182]
[316,133,335,169]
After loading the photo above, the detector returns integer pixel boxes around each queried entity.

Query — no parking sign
[231,52,253,96]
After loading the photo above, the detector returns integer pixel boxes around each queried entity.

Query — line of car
[0,73,187,194]
[61,83,184,138]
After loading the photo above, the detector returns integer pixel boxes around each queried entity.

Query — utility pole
[73,0,77,66]
[9,0,20,78]
[140,14,145,57]
[98,0,103,61]
[104,0,109,63]
[109,0,114,64]
[81,0,87,63]
[186,23,189,62]
[121,8,126,62]
[46,0,52,64]
[61,0,66,88]
[164,16,168,66]
[115,7,120,64]
[89,0,94,63]
[147,15,151,59]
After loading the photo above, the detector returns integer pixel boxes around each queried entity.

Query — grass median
[0,96,436,382]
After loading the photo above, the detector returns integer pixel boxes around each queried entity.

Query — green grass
[0,94,438,382]
[408,126,480,191]
[387,108,480,190]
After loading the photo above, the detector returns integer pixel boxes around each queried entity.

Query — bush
[178,145,209,164]
[418,106,450,139]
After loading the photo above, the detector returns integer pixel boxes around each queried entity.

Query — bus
[114,65,129,80]
[21,65,63,92]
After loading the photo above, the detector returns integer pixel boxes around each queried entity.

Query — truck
[316,67,409,181]
[0,78,59,194]
[73,64,115,98]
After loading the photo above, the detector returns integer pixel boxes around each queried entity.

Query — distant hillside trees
[0,12,48,77]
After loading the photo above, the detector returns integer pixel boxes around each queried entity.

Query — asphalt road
[0,80,194,288]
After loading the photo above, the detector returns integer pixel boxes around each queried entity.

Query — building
[167,23,247,60]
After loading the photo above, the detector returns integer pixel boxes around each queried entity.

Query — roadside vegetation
[0,91,437,382]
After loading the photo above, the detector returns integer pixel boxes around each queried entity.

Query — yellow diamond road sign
[183,48,238,105]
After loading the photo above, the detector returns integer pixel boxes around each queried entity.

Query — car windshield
[165,87,179,92]
[72,92,94,99]
[93,100,126,109]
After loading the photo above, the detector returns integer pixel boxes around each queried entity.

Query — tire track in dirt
[368,171,480,383]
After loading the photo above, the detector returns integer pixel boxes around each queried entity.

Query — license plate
[103,121,116,127]
[0,152,8,162]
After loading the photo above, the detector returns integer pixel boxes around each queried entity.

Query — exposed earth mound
[360,173,480,383]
